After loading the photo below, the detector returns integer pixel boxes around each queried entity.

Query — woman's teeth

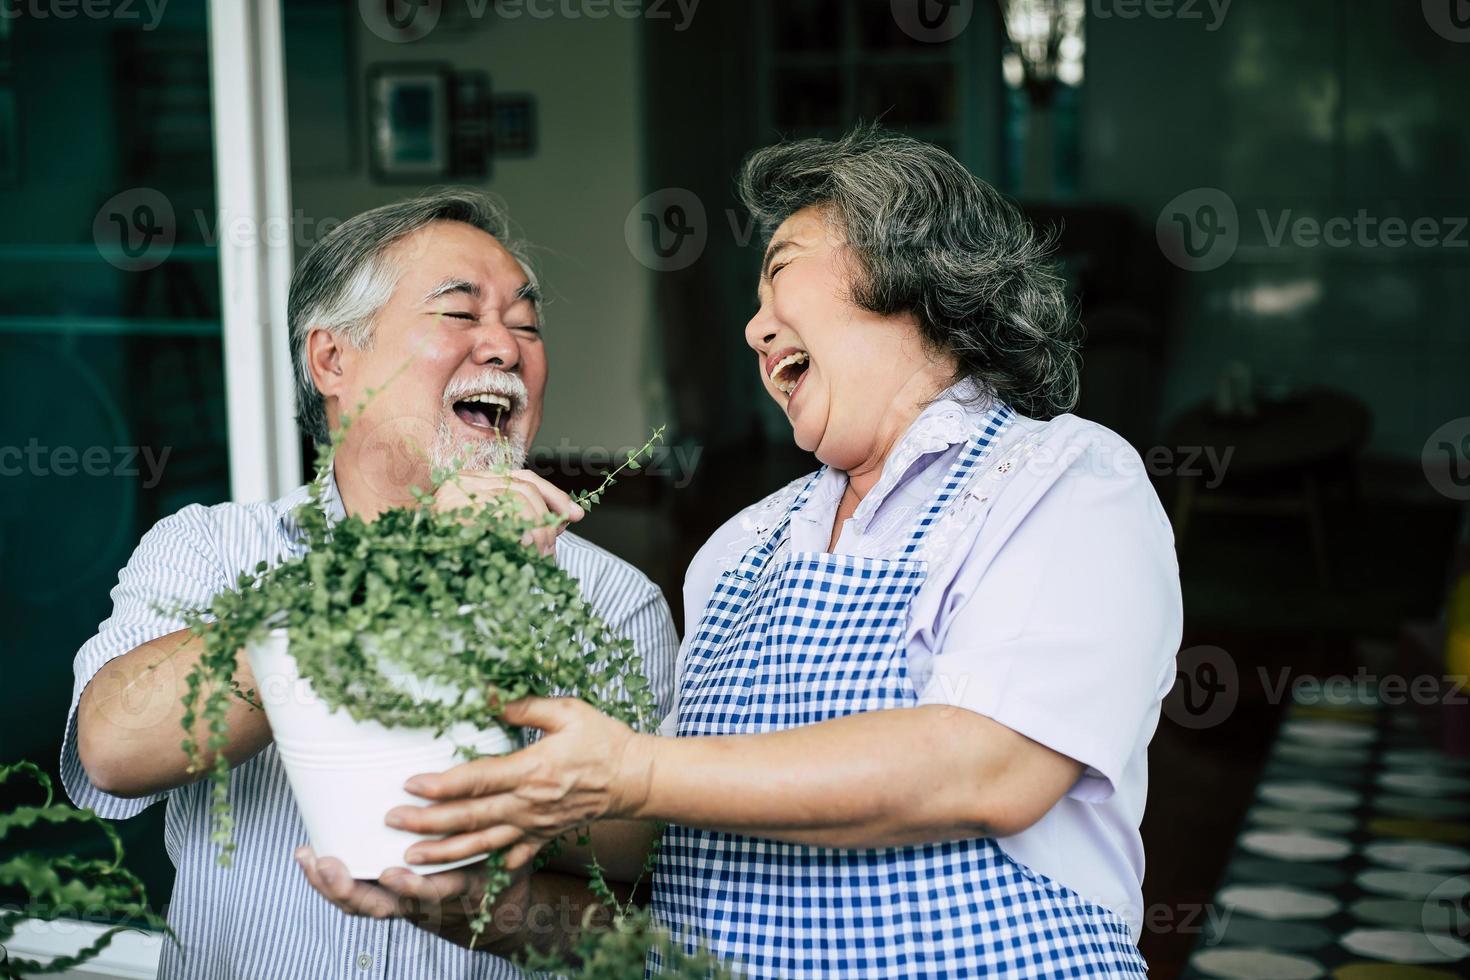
[769,351,809,395]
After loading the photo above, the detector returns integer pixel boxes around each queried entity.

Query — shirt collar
[795,379,997,532]
[274,463,347,546]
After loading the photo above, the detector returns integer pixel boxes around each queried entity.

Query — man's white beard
[430,414,528,473]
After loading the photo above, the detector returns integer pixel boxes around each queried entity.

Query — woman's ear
[306,328,347,402]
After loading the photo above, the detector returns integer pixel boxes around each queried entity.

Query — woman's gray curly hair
[737,125,1080,419]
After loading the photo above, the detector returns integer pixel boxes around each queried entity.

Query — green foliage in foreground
[523,909,738,979]
[0,763,730,979]
[0,762,175,979]
[166,397,665,942]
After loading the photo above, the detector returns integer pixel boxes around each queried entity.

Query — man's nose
[470,321,520,370]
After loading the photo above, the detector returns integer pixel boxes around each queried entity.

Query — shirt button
[356,953,372,970]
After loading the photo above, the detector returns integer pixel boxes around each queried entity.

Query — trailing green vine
[165,392,666,944]
[0,762,176,979]
[520,908,737,979]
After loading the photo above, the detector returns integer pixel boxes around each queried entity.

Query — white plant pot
[245,628,513,879]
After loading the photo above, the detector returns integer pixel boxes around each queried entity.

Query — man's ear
[306,328,348,404]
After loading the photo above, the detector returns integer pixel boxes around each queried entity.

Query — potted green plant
[0,761,174,979]
[168,401,665,941]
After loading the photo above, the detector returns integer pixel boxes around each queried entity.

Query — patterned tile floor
[1183,691,1470,979]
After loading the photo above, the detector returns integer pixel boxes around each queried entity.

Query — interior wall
[286,7,657,459]
[1081,0,1469,459]
[641,2,767,453]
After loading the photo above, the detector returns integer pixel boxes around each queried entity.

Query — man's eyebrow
[422,278,481,303]
[514,281,540,305]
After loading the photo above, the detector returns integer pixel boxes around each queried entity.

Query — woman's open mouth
[451,393,514,436]
[768,348,810,401]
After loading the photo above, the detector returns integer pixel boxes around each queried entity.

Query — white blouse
[661,384,1184,940]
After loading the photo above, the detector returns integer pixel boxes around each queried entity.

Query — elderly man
[64,191,678,978]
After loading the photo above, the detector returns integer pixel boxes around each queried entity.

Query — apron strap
[899,404,1014,558]
[738,467,826,576]
[735,403,1012,572]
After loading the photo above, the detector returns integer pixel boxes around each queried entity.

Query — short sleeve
[916,437,1182,802]
[61,505,228,819]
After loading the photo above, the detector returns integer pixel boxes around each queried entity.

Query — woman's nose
[745,310,777,353]
[471,322,520,369]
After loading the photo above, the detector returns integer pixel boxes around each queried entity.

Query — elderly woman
[310,127,1180,977]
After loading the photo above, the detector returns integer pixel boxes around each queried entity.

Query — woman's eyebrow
[761,240,796,281]
[756,240,798,301]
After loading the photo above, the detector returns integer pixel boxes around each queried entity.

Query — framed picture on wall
[368,63,450,182]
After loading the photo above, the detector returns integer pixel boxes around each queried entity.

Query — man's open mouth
[451,392,514,434]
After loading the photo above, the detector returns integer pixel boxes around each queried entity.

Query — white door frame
[208,0,301,503]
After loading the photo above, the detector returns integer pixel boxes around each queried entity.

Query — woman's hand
[390,701,1082,861]
[388,697,654,869]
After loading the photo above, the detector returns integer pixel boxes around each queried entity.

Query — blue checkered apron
[650,405,1147,978]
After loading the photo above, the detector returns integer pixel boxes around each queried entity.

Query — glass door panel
[0,0,226,908]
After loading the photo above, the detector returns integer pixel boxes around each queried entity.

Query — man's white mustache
[442,371,529,408]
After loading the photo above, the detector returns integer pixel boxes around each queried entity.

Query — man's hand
[294,846,623,956]
[296,847,512,951]
[434,470,584,556]
[295,846,486,922]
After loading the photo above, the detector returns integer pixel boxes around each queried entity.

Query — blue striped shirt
[61,476,679,980]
